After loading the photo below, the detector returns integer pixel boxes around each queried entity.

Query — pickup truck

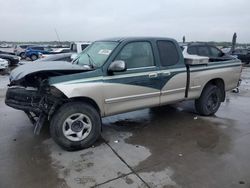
[5,37,242,151]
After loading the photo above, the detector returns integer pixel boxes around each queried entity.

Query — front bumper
[0,63,8,70]
[5,87,43,113]
[9,58,20,66]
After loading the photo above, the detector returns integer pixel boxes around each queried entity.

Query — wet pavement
[0,67,250,188]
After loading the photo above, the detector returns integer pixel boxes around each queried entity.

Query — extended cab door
[103,41,161,116]
[157,40,187,104]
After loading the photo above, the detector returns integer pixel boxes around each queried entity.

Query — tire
[5,59,12,67]
[50,102,101,151]
[3,67,10,75]
[20,52,26,59]
[31,54,38,61]
[195,84,222,116]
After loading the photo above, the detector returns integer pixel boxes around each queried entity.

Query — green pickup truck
[5,37,242,150]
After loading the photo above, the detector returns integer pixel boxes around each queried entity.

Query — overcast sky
[0,0,250,42]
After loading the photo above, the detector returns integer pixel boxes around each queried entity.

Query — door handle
[162,71,171,76]
[148,73,158,78]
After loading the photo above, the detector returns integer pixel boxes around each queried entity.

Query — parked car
[13,44,34,59]
[181,43,235,62]
[35,53,73,62]
[0,50,15,55]
[52,48,71,53]
[0,58,9,71]
[25,46,53,61]
[70,42,91,53]
[0,43,12,48]
[232,49,250,64]
[0,53,20,66]
[69,42,91,60]
[5,37,242,150]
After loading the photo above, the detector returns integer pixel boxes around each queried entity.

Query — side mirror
[108,60,126,73]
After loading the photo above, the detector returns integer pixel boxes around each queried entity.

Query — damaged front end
[5,81,66,135]
[5,61,90,134]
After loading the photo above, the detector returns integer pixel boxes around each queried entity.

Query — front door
[103,41,161,116]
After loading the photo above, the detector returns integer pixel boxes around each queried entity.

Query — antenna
[54,28,61,43]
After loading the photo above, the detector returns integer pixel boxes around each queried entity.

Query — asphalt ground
[0,63,249,188]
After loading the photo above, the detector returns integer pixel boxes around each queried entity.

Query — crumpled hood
[10,61,90,82]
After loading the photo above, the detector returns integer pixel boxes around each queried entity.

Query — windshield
[74,41,118,68]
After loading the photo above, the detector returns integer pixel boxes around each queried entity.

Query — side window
[71,44,77,52]
[197,46,210,56]
[81,44,89,51]
[210,47,222,57]
[33,47,44,50]
[21,45,28,49]
[115,42,154,69]
[187,46,197,55]
[62,49,70,53]
[57,57,71,61]
[157,41,179,66]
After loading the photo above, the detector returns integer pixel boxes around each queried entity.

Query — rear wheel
[195,85,222,116]
[31,54,38,61]
[50,102,101,151]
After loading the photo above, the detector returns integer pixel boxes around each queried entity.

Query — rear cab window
[157,40,179,67]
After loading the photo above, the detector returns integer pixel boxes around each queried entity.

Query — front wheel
[50,102,101,151]
[195,85,222,116]
[20,52,26,59]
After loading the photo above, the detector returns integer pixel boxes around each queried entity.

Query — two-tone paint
[48,37,242,117]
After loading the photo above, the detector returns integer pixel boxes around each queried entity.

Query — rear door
[157,40,187,104]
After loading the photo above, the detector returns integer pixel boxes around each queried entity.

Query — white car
[70,42,91,53]
[0,58,9,70]
[69,42,91,60]
[41,48,71,59]
[52,48,70,53]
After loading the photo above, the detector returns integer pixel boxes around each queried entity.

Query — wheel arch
[47,87,103,120]
[68,96,102,115]
[203,78,225,102]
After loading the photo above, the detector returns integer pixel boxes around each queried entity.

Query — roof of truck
[98,37,174,42]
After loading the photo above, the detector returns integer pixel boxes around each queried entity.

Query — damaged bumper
[5,87,45,113]
[5,87,64,134]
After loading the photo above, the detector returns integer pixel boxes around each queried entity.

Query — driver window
[115,42,154,69]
